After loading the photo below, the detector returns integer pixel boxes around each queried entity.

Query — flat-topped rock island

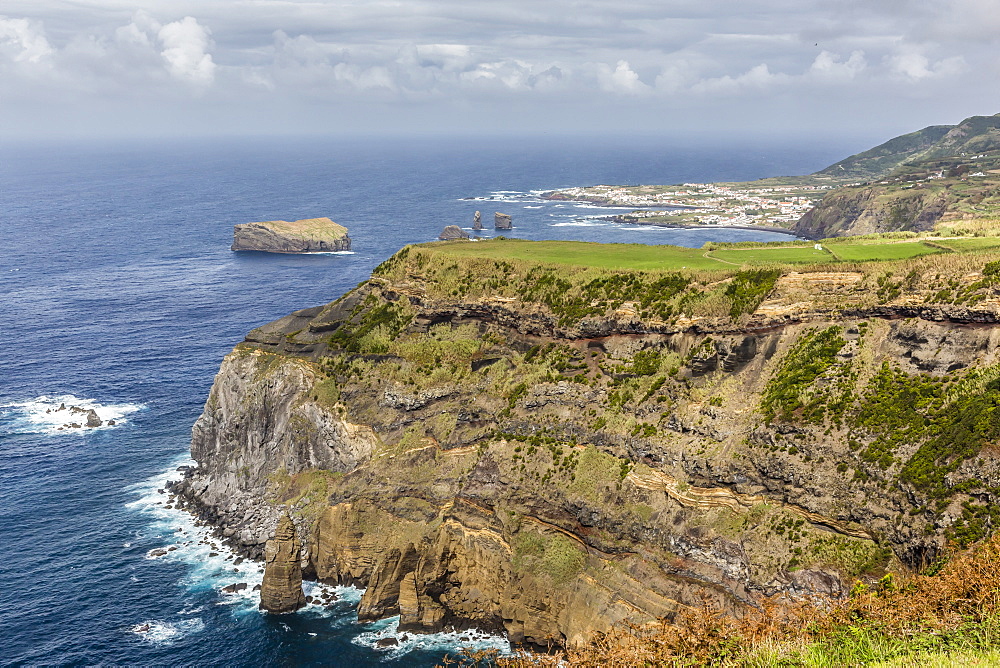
[231,217,351,253]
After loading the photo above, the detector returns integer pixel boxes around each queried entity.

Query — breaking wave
[0,394,144,435]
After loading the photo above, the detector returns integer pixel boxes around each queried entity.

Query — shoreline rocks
[438,225,470,241]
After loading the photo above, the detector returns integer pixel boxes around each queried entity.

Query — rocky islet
[231,217,351,253]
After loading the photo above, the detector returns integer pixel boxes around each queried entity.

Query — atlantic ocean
[0,135,846,666]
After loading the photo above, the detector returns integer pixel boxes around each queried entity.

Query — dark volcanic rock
[494,212,512,229]
[438,225,470,241]
[259,515,306,614]
[85,409,102,428]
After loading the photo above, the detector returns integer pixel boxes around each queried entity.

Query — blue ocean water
[0,135,847,666]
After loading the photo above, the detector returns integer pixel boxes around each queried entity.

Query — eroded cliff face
[174,248,1000,648]
[794,185,951,238]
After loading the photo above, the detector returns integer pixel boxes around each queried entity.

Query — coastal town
[544,181,834,228]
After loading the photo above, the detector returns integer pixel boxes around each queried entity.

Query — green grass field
[826,241,942,261]
[708,246,833,265]
[934,237,1000,252]
[423,236,1000,272]
[425,239,727,271]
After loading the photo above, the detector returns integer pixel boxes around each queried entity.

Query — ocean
[0,135,847,666]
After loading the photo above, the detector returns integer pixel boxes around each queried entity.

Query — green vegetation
[416,238,723,271]
[327,293,412,354]
[936,237,1000,252]
[710,246,832,265]
[760,326,847,423]
[826,240,942,262]
[842,361,1000,504]
[725,268,783,318]
[512,530,587,585]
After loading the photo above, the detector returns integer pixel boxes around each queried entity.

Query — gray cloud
[0,1,997,139]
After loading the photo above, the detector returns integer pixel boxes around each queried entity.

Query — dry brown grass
[439,536,1000,667]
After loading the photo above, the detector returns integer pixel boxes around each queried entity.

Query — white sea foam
[304,251,356,255]
[129,618,204,645]
[125,458,267,612]
[127,459,508,657]
[523,205,544,209]
[0,394,144,435]
[573,203,627,210]
[126,459,358,619]
[353,616,510,660]
[550,221,609,227]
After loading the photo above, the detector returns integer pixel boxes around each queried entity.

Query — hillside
[816,113,1000,182]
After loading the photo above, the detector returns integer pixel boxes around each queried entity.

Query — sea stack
[438,225,469,241]
[472,211,483,230]
[259,515,306,614]
[494,212,512,230]
[232,217,351,253]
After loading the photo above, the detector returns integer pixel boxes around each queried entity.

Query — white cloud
[0,16,53,64]
[692,63,787,94]
[808,50,866,81]
[0,2,995,138]
[597,59,650,94]
[158,16,215,85]
[887,47,967,82]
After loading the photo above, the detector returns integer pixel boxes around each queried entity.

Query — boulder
[494,212,512,229]
[438,225,469,241]
[85,409,102,428]
[259,515,307,613]
[473,211,483,230]
[232,218,351,253]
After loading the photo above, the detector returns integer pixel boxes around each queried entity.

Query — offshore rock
[494,212,512,229]
[85,409,102,428]
[232,217,351,253]
[473,211,483,230]
[259,515,306,614]
[438,225,470,241]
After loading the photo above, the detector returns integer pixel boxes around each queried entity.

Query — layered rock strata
[174,244,1000,648]
[494,212,512,229]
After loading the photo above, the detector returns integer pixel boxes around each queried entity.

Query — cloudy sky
[1,0,998,140]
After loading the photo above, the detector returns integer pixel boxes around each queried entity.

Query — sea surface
[0,135,847,666]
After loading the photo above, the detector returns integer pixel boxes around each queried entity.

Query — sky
[1,0,999,141]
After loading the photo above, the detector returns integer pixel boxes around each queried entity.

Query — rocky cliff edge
[173,242,1000,648]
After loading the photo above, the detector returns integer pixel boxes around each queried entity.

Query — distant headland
[231,217,351,253]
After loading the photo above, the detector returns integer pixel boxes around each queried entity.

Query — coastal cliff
[174,239,1000,648]
[232,217,351,253]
